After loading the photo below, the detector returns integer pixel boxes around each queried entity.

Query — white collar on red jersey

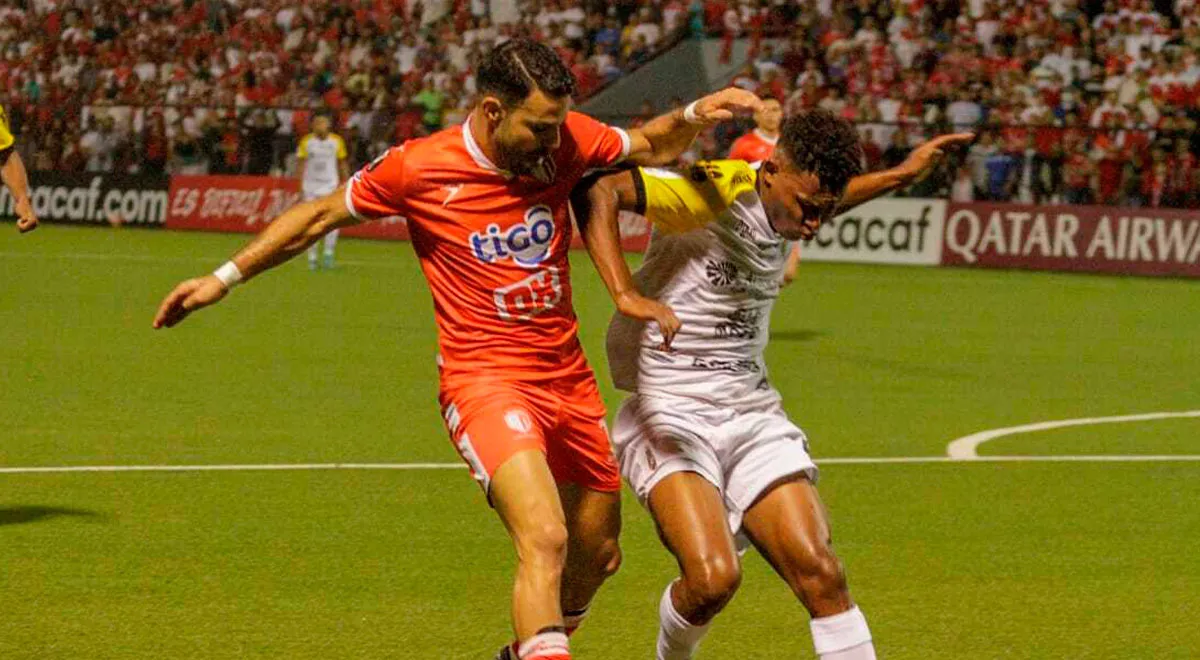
[462,114,514,178]
[754,129,779,145]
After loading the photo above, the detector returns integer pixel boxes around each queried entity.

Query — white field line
[4,250,1199,471]
[0,463,468,474]
[946,411,1200,459]
[4,455,1200,475]
[0,251,407,269]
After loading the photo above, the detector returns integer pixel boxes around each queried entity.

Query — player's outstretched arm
[574,170,681,349]
[152,188,361,329]
[625,88,763,167]
[781,243,801,287]
[836,132,975,214]
[1,150,38,233]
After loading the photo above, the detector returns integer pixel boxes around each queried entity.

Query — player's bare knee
[594,536,622,578]
[570,532,621,576]
[784,543,848,607]
[518,521,570,569]
[683,553,742,613]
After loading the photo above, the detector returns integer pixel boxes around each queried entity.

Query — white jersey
[607,161,792,408]
[297,132,347,196]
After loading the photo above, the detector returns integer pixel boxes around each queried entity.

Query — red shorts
[439,370,621,495]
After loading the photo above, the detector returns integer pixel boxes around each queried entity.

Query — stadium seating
[3,0,1199,207]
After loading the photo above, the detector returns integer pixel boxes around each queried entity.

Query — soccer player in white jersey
[574,110,972,660]
[296,114,349,269]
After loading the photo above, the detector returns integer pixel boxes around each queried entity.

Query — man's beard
[500,148,557,184]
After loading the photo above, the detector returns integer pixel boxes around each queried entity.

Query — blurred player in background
[297,114,349,269]
[575,111,972,660]
[728,97,781,165]
[152,39,760,660]
[1,103,38,233]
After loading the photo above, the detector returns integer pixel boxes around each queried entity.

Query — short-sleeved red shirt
[346,112,631,385]
[728,129,777,164]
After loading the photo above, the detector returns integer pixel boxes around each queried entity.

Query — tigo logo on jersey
[470,205,555,268]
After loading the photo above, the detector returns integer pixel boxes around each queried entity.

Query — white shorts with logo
[612,391,818,537]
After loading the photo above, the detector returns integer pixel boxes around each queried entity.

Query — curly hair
[476,39,578,106]
[777,109,864,194]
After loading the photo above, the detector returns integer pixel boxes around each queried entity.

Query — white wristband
[683,100,703,125]
[213,261,243,289]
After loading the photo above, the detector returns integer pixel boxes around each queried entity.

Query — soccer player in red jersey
[152,39,761,660]
[728,97,781,165]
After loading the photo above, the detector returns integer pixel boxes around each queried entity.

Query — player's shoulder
[687,160,756,188]
[691,160,757,207]
[634,162,731,218]
[397,125,466,163]
[563,110,624,143]
[564,110,602,130]
[359,129,463,184]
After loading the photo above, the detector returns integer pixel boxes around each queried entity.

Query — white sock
[518,630,569,659]
[657,581,711,660]
[323,229,339,257]
[307,244,319,264]
[810,606,875,660]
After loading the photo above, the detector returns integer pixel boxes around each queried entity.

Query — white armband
[213,261,243,289]
[683,101,703,125]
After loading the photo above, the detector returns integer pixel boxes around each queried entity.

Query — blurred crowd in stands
[3,0,1200,208]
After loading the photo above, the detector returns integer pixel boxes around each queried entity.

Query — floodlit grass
[2,225,1197,659]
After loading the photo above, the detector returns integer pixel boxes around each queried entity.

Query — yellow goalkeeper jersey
[633,160,759,234]
[0,103,14,151]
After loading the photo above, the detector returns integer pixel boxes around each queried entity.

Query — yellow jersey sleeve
[334,135,348,160]
[296,134,310,159]
[634,160,757,234]
[0,103,14,152]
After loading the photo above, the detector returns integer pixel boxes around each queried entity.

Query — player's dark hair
[476,39,578,106]
[777,109,864,194]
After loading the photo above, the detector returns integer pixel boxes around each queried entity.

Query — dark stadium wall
[581,38,759,122]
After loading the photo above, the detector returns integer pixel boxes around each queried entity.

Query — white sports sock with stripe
[810,606,876,660]
[657,582,711,660]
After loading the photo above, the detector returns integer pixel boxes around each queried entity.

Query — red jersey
[728,129,777,163]
[1064,153,1092,188]
[345,112,631,385]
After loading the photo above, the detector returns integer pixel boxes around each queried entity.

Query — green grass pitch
[2,225,1198,659]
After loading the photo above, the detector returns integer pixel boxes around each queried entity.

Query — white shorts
[612,392,817,537]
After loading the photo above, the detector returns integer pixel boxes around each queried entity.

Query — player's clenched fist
[152,276,228,329]
[688,87,765,124]
[899,132,975,185]
[15,198,37,233]
[614,290,681,351]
